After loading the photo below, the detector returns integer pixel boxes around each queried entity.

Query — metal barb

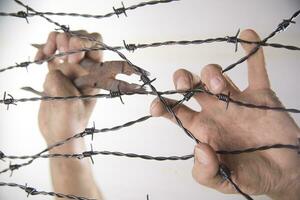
[123,40,137,52]
[24,183,37,197]
[278,19,296,32]
[3,92,17,110]
[110,85,125,104]
[113,2,127,18]
[55,24,70,32]
[217,92,231,110]
[84,122,96,141]
[0,151,5,161]
[9,162,21,177]
[226,29,240,52]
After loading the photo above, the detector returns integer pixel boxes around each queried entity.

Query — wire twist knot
[84,122,96,141]
[56,25,70,32]
[16,10,29,23]
[226,29,240,52]
[81,144,95,164]
[140,75,156,88]
[218,163,231,180]
[278,19,296,32]
[183,91,194,101]
[113,2,127,18]
[217,92,231,110]
[0,151,5,161]
[110,86,124,104]
[24,184,37,197]
[123,40,137,52]
[3,92,17,110]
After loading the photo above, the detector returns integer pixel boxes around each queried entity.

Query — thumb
[192,143,223,189]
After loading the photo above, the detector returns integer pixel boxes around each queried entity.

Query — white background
[0,0,300,200]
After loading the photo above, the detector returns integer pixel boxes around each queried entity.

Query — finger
[43,32,58,57]
[150,97,197,128]
[51,62,99,98]
[201,64,239,95]
[103,61,141,77]
[56,32,69,61]
[34,47,45,64]
[43,70,80,97]
[192,143,225,189]
[240,29,270,89]
[173,68,212,108]
[172,68,229,110]
[86,32,103,62]
[68,31,93,64]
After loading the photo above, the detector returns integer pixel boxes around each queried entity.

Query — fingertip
[173,68,193,90]
[150,98,162,117]
[44,32,57,56]
[201,64,226,94]
[34,49,44,63]
[240,29,261,52]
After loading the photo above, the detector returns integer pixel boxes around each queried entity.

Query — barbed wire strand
[1,0,179,20]
[1,38,300,74]
[1,143,299,161]
[0,182,95,200]
[1,88,300,113]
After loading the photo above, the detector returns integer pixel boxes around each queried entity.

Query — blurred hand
[150,29,300,199]
[37,30,102,148]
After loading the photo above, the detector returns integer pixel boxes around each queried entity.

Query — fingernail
[176,77,190,90]
[210,77,223,93]
[195,146,209,165]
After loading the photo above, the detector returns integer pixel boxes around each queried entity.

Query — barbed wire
[1,88,300,113]
[0,182,96,200]
[1,38,300,74]
[0,0,179,21]
[0,1,299,200]
[1,143,299,161]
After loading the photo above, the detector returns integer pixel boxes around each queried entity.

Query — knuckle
[70,37,81,45]
[91,32,102,41]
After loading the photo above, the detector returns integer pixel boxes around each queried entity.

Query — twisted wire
[2,143,298,161]
[1,38,299,74]
[3,0,179,20]
[2,88,300,113]
[0,182,95,200]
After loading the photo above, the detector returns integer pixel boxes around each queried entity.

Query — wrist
[49,138,86,154]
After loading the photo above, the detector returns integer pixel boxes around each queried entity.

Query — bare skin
[38,29,300,200]
[150,29,300,199]
[37,30,104,200]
